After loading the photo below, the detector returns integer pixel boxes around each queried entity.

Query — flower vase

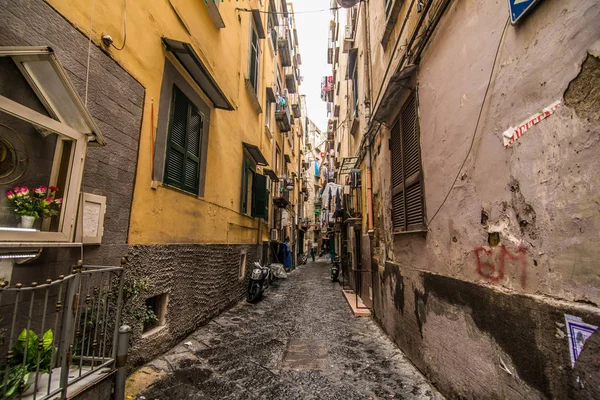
[20,215,35,229]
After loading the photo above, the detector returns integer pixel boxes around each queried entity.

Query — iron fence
[0,259,125,399]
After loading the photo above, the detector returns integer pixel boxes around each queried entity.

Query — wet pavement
[131,258,443,400]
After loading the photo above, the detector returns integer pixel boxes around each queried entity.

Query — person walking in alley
[282,237,292,272]
[311,244,316,262]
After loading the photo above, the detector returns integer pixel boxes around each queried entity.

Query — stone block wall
[125,244,261,367]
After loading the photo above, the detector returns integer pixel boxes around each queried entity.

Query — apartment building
[329,0,600,398]
[0,0,305,372]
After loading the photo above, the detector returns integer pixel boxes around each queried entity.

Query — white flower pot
[20,215,35,229]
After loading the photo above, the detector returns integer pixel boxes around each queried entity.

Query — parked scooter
[331,256,340,282]
[300,254,308,265]
[247,261,273,303]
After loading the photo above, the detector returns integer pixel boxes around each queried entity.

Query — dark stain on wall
[384,261,404,314]
[413,289,428,338]
[423,273,551,397]
[570,330,600,399]
[422,273,600,399]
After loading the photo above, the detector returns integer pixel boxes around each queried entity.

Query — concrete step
[342,290,372,317]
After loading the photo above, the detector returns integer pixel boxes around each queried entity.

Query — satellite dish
[336,0,360,8]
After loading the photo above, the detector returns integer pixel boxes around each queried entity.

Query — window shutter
[252,173,268,219]
[390,92,424,232]
[242,158,250,213]
[164,86,202,194]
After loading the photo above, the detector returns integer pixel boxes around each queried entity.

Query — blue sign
[508,0,542,24]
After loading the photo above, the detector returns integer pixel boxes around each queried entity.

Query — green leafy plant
[0,329,55,398]
[5,186,62,219]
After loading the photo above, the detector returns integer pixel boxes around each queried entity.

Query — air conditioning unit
[270,229,279,241]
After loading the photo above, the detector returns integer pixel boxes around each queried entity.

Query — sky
[291,0,331,132]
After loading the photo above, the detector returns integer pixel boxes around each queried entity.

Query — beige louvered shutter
[401,94,424,231]
[390,120,405,230]
[391,92,425,232]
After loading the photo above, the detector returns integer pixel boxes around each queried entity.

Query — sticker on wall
[565,314,598,368]
[502,100,561,147]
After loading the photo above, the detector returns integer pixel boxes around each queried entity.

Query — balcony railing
[277,27,292,67]
[289,93,301,119]
[275,95,292,132]
[272,180,291,208]
[284,66,297,94]
[0,261,126,400]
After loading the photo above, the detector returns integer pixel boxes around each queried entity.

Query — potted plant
[0,329,55,398]
[5,186,62,229]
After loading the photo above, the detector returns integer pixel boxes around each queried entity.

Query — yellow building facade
[41,0,304,365]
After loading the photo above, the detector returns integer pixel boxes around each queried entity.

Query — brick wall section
[0,0,144,277]
[126,244,261,367]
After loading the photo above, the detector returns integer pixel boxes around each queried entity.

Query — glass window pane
[0,111,73,232]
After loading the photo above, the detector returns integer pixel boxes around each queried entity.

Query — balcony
[275,96,292,132]
[277,27,292,67]
[289,93,301,118]
[273,180,292,209]
[284,66,297,94]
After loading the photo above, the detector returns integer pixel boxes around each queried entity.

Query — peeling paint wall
[370,0,600,398]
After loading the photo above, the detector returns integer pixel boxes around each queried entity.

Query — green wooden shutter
[164,85,202,195]
[242,158,250,214]
[252,173,268,219]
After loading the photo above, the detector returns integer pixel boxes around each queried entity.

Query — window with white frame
[0,47,104,243]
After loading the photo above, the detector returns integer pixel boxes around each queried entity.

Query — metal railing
[0,259,125,399]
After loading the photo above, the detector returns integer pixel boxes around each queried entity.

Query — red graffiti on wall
[474,245,528,288]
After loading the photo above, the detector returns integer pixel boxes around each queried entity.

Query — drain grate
[282,339,329,370]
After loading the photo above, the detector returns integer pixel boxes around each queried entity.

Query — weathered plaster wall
[126,243,260,368]
[0,0,144,279]
[371,0,600,398]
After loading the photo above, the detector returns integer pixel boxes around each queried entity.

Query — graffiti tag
[474,245,528,288]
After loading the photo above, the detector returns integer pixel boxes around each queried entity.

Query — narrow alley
[128,260,442,400]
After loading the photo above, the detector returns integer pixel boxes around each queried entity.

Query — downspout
[363,0,374,233]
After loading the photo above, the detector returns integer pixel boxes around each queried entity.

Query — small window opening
[239,253,247,280]
[143,293,168,333]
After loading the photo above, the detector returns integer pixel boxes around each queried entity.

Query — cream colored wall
[47,0,280,244]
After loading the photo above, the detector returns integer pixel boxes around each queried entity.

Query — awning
[372,65,417,122]
[263,169,279,181]
[251,10,266,39]
[243,142,268,166]
[162,38,234,110]
[0,46,105,145]
[266,86,276,103]
[339,157,359,174]
[346,48,358,80]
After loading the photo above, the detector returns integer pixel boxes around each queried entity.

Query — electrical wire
[110,0,127,51]
[426,17,510,228]
[236,7,339,15]
[84,0,95,107]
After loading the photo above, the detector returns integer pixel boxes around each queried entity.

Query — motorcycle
[331,256,340,282]
[300,254,308,265]
[247,261,273,303]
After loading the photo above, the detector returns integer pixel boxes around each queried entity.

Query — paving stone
[137,259,444,399]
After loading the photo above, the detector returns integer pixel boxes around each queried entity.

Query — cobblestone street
[129,259,443,399]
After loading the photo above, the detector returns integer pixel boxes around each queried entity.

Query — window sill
[142,325,167,339]
[381,0,402,47]
[393,229,427,236]
[0,242,83,249]
[245,79,263,114]
[205,2,225,29]
[162,183,202,199]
